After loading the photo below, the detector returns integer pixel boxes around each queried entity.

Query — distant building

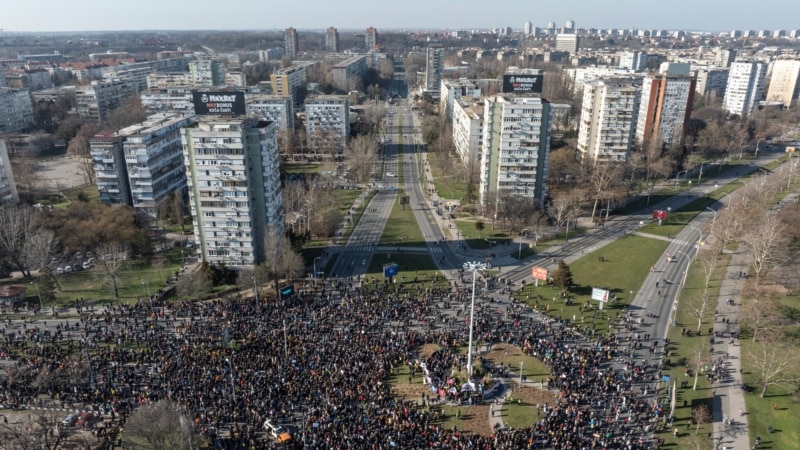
[636,71,696,146]
[766,60,800,108]
[305,96,349,153]
[480,95,552,208]
[284,28,299,57]
[578,78,640,163]
[723,61,766,116]
[181,117,284,267]
[423,43,445,99]
[258,48,284,62]
[140,87,195,114]
[190,59,226,87]
[0,88,33,133]
[440,78,501,118]
[555,34,579,54]
[225,71,246,87]
[76,80,139,124]
[715,49,737,68]
[694,67,729,98]
[246,94,294,131]
[331,55,367,92]
[146,72,191,89]
[0,140,19,204]
[452,96,484,164]
[325,27,340,53]
[365,27,379,50]
[619,51,648,72]
[270,65,307,106]
[523,21,532,36]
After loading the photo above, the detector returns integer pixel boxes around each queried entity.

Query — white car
[386,172,396,177]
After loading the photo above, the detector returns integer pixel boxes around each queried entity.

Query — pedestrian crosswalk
[341,245,445,254]
[672,239,699,247]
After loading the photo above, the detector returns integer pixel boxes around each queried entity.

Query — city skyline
[2,0,799,34]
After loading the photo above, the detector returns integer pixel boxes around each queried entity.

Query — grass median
[378,193,426,246]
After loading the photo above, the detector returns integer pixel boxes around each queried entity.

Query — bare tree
[0,410,92,450]
[690,340,707,391]
[743,212,787,286]
[264,228,305,296]
[583,162,624,221]
[345,135,379,183]
[8,153,42,202]
[93,241,128,298]
[741,284,783,343]
[747,336,800,398]
[692,404,711,434]
[0,204,49,278]
[124,401,203,450]
[547,189,582,236]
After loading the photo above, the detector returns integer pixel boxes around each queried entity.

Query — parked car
[75,412,93,427]
[82,261,93,269]
[63,266,72,273]
[56,267,64,275]
[263,419,292,443]
[61,413,78,426]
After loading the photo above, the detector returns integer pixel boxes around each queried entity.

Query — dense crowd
[0,278,664,449]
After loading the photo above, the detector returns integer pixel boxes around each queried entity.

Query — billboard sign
[652,210,667,220]
[531,267,548,281]
[192,91,246,115]
[787,146,796,153]
[383,263,399,278]
[591,287,610,302]
[502,74,543,94]
[279,284,295,299]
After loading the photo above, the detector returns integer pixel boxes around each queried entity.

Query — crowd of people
[0,277,666,449]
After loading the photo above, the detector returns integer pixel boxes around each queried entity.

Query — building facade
[305,96,349,153]
[694,67,729,98]
[766,59,800,108]
[578,78,640,163]
[723,61,766,116]
[619,51,648,72]
[181,118,283,267]
[331,55,367,92]
[636,72,696,146]
[90,132,131,206]
[190,59,226,87]
[365,27,379,50]
[140,87,195,114]
[246,95,294,131]
[452,96,483,164]
[0,140,18,204]
[120,113,196,218]
[424,44,445,99]
[76,80,139,124]
[715,49,737,68]
[0,88,33,133]
[325,27,340,53]
[284,28,299,57]
[555,34,579,54]
[480,95,552,208]
[270,65,307,106]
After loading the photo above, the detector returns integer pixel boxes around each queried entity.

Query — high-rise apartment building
[578,78,640,163]
[523,21,532,36]
[0,88,33,133]
[766,59,800,108]
[305,96,349,153]
[480,96,552,208]
[0,140,19,204]
[76,80,139,124]
[723,61,766,116]
[90,132,131,206]
[451,96,484,164]
[715,49,737,68]
[555,34,579,54]
[636,71,696,146]
[325,27,340,53]
[181,117,283,267]
[694,67,729,98]
[619,51,648,72]
[246,95,294,131]
[365,27,379,49]
[121,113,196,218]
[189,59,226,86]
[270,65,307,106]
[331,55,367,92]
[284,28,299,57]
[424,43,445,100]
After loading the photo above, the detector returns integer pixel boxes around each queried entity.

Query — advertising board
[192,91,246,115]
[502,74,543,94]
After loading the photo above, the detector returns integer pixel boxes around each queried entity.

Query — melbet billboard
[192,91,246,115]
[502,74,543,94]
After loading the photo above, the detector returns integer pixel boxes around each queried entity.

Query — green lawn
[518,235,670,335]
[363,252,448,290]
[452,218,512,249]
[283,163,330,174]
[427,153,470,202]
[378,193,426,246]
[63,185,100,203]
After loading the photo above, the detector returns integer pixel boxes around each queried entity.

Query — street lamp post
[755,138,765,157]
[674,170,687,190]
[704,207,717,226]
[141,279,152,309]
[225,357,236,402]
[698,162,705,181]
[313,256,322,283]
[463,261,487,389]
[253,275,259,305]
[758,168,768,186]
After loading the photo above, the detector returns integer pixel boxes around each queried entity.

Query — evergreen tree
[552,259,574,292]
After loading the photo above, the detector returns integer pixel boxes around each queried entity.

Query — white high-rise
[723,61,766,116]
[578,78,640,163]
[766,60,800,108]
[0,140,18,204]
[181,117,284,267]
[480,96,553,208]
[424,43,445,99]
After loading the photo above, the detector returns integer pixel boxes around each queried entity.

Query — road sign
[383,263,399,277]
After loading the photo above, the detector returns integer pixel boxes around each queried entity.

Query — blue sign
[661,375,671,382]
[279,285,295,299]
[384,264,398,277]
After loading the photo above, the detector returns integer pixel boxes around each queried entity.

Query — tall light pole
[225,357,236,402]
[704,207,717,226]
[253,275,259,304]
[758,168,768,186]
[463,261,487,388]
[313,256,322,281]
[755,138,765,157]
[698,162,705,181]
[141,279,152,309]
[674,170,687,190]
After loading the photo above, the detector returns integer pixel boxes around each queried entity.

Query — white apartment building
[440,78,491,119]
[258,48,284,62]
[76,80,139,124]
[578,78,640,163]
[90,132,131,206]
[480,95,553,208]
[331,55,367,92]
[694,67,729,98]
[120,113,196,218]
[305,96,349,153]
[146,72,191,89]
[619,51,648,72]
[723,61,766,116]
[246,95,294,131]
[225,72,246,87]
[0,88,33,133]
[568,67,640,93]
[181,117,284,267]
[766,59,800,108]
[190,59,226,87]
[0,140,19,204]
[451,96,483,164]
[637,73,695,146]
[554,34,579,54]
[423,44,444,99]
[140,88,195,114]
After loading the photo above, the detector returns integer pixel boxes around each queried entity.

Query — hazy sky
[3,0,797,33]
